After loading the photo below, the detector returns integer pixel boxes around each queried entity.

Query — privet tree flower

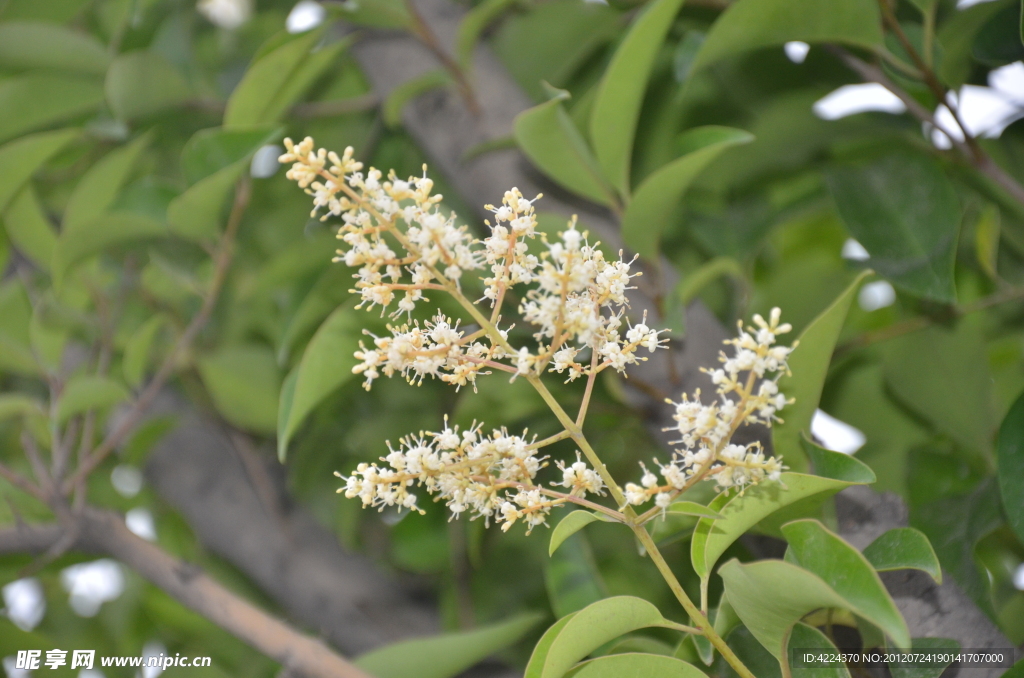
[279,138,792,535]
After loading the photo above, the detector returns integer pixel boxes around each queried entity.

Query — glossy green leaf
[383,70,451,128]
[690,0,883,74]
[545,533,606,618]
[691,446,875,578]
[122,315,168,389]
[567,653,705,678]
[1000,658,1024,678]
[862,528,941,583]
[936,0,1008,87]
[720,558,849,660]
[997,389,1024,544]
[526,596,673,678]
[167,164,244,242]
[826,152,960,303]
[457,0,518,70]
[666,501,723,519]
[0,74,103,144]
[198,345,282,435]
[279,301,363,460]
[0,280,37,375]
[53,212,166,287]
[549,510,615,556]
[2,184,56,271]
[30,296,66,371]
[787,623,851,678]
[355,613,541,678]
[887,637,959,678]
[0,130,79,216]
[525,613,578,678]
[589,0,685,196]
[181,126,281,185]
[883,320,993,455]
[975,203,1000,279]
[514,93,615,207]
[0,21,109,75]
[0,394,45,421]
[63,134,151,234]
[105,51,190,120]
[225,29,347,129]
[622,126,752,259]
[782,520,909,648]
[57,375,130,423]
[772,270,869,472]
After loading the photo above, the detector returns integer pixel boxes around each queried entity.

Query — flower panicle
[335,418,604,533]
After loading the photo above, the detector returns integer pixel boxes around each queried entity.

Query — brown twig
[65,180,252,493]
[0,511,374,678]
[404,0,480,115]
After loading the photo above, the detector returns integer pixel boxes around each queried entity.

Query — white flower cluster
[336,421,604,533]
[353,313,505,391]
[279,137,667,387]
[624,309,794,508]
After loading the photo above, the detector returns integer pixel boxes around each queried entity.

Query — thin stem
[661,620,702,635]
[0,460,46,503]
[65,179,252,493]
[576,351,600,427]
[404,0,480,115]
[527,430,572,450]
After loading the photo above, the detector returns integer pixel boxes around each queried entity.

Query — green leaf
[690,0,883,74]
[666,501,723,520]
[525,613,579,678]
[772,270,869,472]
[887,638,959,678]
[882,320,993,455]
[0,21,110,75]
[936,0,1008,87]
[545,533,607,618]
[457,0,518,70]
[63,134,151,234]
[181,126,281,185]
[514,93,615,207]
[826,152,961,303]
[782,520,909,648]
[197,345,282,435]
[335,0,412,29]
[975,203,1000,279]
[30,298,66,371]
[720,559,850,660]
[0,394,45,421]
[105,51,190,121]
[787,623,851,678]
[383,70,452,128]
[549,510,615,556]
[997,388,1024,544]
[2,184,56,272]
[122,315,167,389]
[862,527,942,583]
[690,447,875,578]
[53,211,166,287]
[621,126,752,258]
[589,0,685,196]
[0,73,103,144]
[567,653,705,678]
[0,280,36,375]
[355,613,542,678]
[225,30,348,129]
[279,301,363,460]
[167,164,244,242]
[1001,658,1024,678]
[526,596,675,678]
[57,375,130,423]
[0,129,79,214]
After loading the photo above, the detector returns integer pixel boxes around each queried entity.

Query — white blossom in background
[141,641,168,678]
[126,508,157,542]
[79,670,106,678]
[2,578,45,631]
[813,83,907,120]
[197,0,252,29]
[1013,563,1024,591]
[61,560,124,617]
[858,280,896,312]
[286,0,326,32]
[2,657,30,678]
[841,238,871,262]
[111,464,144,497]
[930,62,1024,149]
[811,409,866,455]
[784,41,810,64]
[250,145,283,178]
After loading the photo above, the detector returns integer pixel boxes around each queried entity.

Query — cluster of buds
[624,309,793,508]
[336,420,604,533]
[279,138,667,387]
